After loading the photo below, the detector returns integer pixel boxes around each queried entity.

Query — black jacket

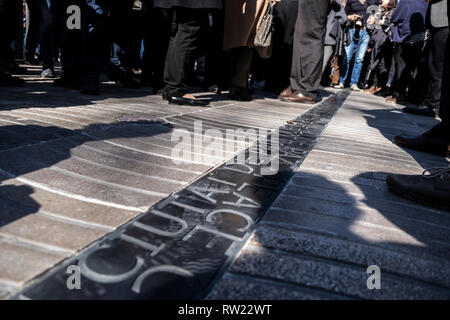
[153,0,223,9]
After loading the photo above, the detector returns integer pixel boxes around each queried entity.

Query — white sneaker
[351,84,361,91]
[41,68,54,78]
[333,83,344,89]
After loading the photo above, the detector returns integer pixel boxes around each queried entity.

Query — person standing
[278,0,336,103]
[0,0,25,86]
[223,0,279,101]
[52,0,108,95]
[334,0,381,91]
[403,0,449,117]
[153,0,223,107]
[387,0,449,209]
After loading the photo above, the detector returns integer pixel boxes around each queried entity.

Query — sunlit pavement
[1,68,449,299]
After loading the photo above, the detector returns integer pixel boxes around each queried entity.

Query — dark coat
[153,0,223,9]
[391,0,428,43]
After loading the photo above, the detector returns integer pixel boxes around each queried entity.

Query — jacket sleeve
[390,0,406,25]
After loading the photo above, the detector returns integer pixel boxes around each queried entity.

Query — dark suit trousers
[289,0,329,98]
[25,0,41,60]
[424,26,449,111]
[164,7,206,97]
[437,22,450,139]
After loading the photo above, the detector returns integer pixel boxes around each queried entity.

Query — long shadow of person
[0,119,174,228]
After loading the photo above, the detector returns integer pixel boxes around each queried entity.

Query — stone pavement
[208,90,450,300]
[1,68,449,299]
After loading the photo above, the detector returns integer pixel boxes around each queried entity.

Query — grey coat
[153,0,223,9]
[429,0,448,28]
[324,1,347,46]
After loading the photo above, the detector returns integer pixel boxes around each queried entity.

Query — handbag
[403,31,430,46]
[254,1,276,59]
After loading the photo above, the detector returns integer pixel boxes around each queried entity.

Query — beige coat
[223,0,270,51]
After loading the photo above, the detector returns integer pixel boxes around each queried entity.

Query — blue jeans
[340,28,370,86]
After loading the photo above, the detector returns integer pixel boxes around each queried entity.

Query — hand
[348,14,360,21]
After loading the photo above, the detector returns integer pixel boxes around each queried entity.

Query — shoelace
[422,167,450,180]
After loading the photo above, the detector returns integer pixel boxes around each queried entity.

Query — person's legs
[230,47,253,89]
[322,45,334,74]
[228,46,254,101]
[387,8,450,209]
[25,0,41,62]
[339,29,356,85]
[424,27,449,111]
[350,29,370,86]
[79,1,107,94]
[331,56,341,85]
[164,8,204,98]
[52,0,82,84]
[204,9,225,91]
[143,6,171,91]
[39,0,55,73]
[392,23,450,156]
[435,24,450,141]
[289,0,329,99]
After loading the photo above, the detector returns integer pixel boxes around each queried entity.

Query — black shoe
[229,86,253,101]
[80,87,99,95]
[25,57,40,65]
[403,104,436,118]
[108,70,141,89]
[167,96,209,107]
[375,87,392,97]
[0,72,25,86]
[208,84,222,95]
[393,129,450,157]
[53,76,80,89]
[387,168,450,210]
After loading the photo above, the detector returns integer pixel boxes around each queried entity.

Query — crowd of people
[0,0,449,209]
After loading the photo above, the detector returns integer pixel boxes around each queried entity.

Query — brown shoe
[373,86,383,94]
[278,87,293,100]
[278,90,315,104]
[364,86,376,93]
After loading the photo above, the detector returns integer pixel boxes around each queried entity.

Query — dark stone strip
[13,92,349,300]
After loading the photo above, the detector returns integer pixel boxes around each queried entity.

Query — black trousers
[52,0,107,89]
[204,10,225,88]
[437,23,450,139]
[163,7,207,97]
[424,26,449,111]
[289,0,329,98]
[0,0,22,68]
[391,42,424,96]
[143,6,171,90]
[38,0,55,71]
[25,0,41,60]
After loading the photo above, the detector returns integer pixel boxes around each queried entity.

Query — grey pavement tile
[0,239,64,285]
[207,273,343,300]
[0,178,139,228]
[230,245,450,299]
[0,214,106,252]
[249,225,450,288]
